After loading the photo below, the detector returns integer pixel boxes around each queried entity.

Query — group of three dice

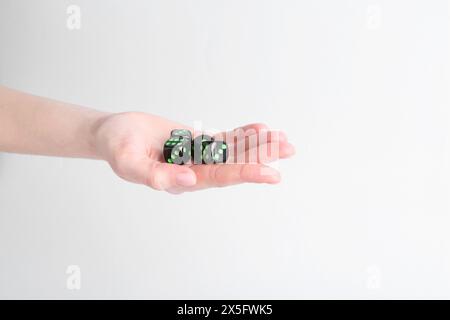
[163,129,228,165]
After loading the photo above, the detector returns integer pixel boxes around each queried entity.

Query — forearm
[0,85,109,159]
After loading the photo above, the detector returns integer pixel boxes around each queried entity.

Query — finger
[223,123,270,137]
[227,129,288,146]
[229,141,296,164]
[213,123,273,143]
[187,163,281,191]
[226,131,290,159]
[145,161,197,190]
[194,124,288,148]
[277,142,296,159]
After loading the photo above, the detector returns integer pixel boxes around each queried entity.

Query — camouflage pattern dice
[163,135,191,165]
[192,134,214,164]
[202,140,228,164]
[163,130,228,165]
[170,129,192,140]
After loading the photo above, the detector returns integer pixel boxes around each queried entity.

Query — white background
[0,0,449,299]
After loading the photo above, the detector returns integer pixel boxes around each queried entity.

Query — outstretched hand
[94,112,295,194]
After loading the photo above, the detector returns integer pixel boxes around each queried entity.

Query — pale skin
[0,85,295,194]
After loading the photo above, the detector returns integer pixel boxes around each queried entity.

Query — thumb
[144,160,197,191]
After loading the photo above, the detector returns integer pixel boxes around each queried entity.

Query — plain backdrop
[0,0,449,299]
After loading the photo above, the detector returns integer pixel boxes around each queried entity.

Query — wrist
[88,111,114,160]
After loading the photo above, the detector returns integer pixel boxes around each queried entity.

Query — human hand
[94,112,295,194]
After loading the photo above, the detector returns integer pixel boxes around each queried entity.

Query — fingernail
[260,167,281,184]
[277,131,288,142]
[281,143,296,157]
[176,172,197,187]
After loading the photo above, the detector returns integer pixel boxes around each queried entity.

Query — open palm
[94,112,295,194]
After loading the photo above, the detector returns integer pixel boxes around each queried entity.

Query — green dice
[163,129,228,165]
